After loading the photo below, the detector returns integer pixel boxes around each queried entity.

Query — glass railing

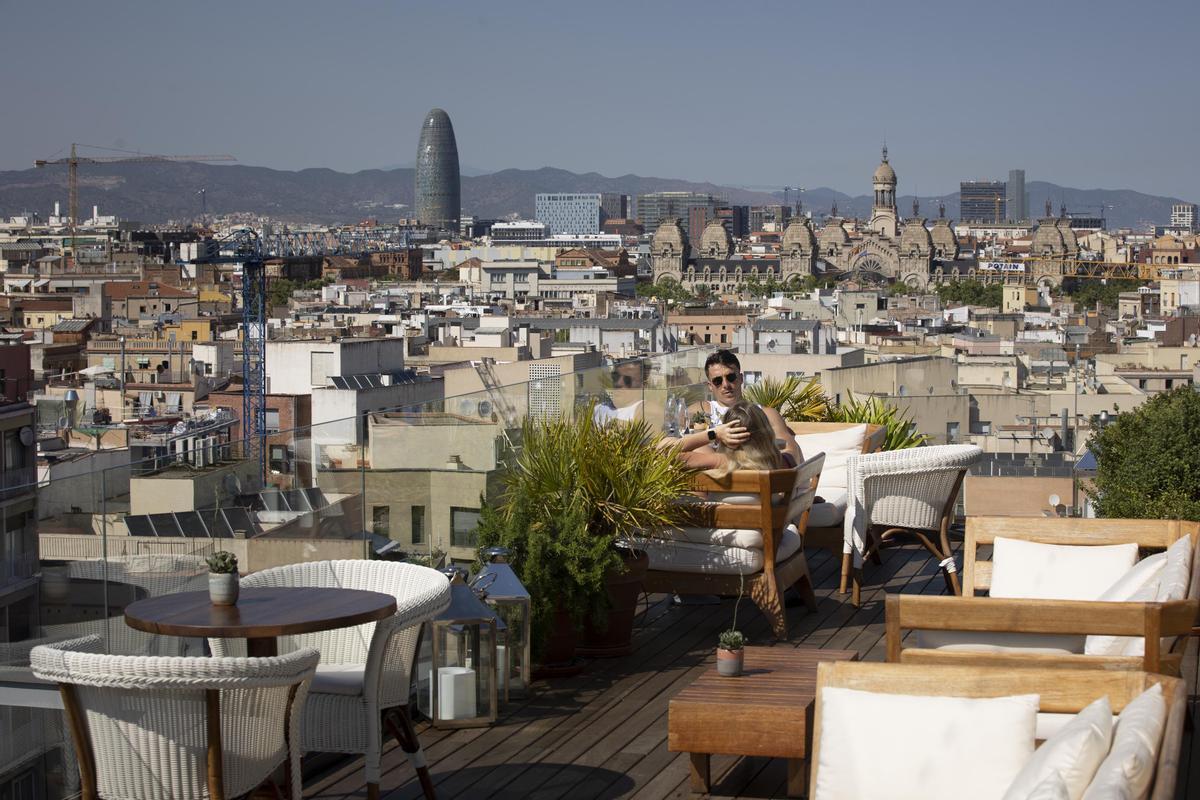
[0,346,715,799]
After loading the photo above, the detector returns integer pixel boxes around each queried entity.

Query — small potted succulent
[716,574,746,676]
[206,550,240,606]
[690,409,710,431]
[716,629,746,676]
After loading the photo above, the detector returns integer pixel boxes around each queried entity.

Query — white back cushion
[1002,696,1112,800]
[1027,772,1072,800]
[794,424,866,491]
[990,538,1138,601]
[815,687,1038,800]
[1084,554,1168,656]
[1082,684,1167,800]
[1155,534,1193,602]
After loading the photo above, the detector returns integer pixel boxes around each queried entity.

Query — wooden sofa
[811,661,1186,800]
[885,517,1200,675]
[641,453,824,640]
[786,422,884,558]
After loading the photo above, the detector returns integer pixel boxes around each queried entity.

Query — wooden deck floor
[303,540,1200,800]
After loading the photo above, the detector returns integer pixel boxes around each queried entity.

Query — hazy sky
[4,0,1197,199]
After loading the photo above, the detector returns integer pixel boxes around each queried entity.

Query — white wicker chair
[843,444,982,606]
[30,634,318,800]
[210,560,451,800]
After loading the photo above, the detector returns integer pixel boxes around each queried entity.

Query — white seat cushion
[673,526,764,549]
[311,664,365,696]
[808,487,848,528]
[814,687,1038,800]
[640,526,802,575]
[794,425,866,491]
[990,538,1139,601]
[914,629,1083,655]
[1002,696,1112,800]
[1082,684,1167,800]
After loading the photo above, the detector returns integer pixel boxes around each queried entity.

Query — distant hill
[0,161,1188,231]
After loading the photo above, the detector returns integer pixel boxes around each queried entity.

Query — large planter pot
[208,573,239,606]
[579,547,649,658]
[716,647,744,677]
[532,606,584,680]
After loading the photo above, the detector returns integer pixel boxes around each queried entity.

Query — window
[264,409,281,434]
[3,430,24,475]
[372,505,390,537]
[411,505,426,545]
[946,422,959,443]
[269,444,291,474]
[450,507,481,548]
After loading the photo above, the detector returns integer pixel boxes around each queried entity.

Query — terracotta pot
[579,547,649,658]
[209,573,239,606]
[716,647,744,677]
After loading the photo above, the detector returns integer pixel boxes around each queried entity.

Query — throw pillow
[1155,534,1193,603]
[1002,695,1112,800]
[990,538,1138,601]
[814,687,1038,800]
[1027,772,1072,800]
[1082,684,1167,800]
[793,424,867,491]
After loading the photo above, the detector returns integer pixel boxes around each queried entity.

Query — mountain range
[0,162,1189,231]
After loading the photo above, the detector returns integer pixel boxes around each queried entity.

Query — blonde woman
[678,401,791,475]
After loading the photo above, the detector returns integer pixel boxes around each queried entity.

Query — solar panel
[222,508,256,538]
[283,489,311,512]
[303,487,327,509]
[176,511,210,538]
[260,489,287,512]
[149,513,181,537]
[126,516,156,537]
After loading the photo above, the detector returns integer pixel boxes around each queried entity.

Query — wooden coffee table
[668,646,858,797]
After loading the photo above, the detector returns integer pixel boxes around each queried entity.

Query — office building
[1171,203,1197,233]
[600,193,628,222]
[414,108,462,230]
[749,205,791,233]
[960,181,1007,223]
[1007,169,1027,222]
[635,192,719,240]
[689,205,749,241]
[535,193,602,235]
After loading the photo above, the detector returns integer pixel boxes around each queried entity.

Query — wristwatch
[707,428,717,442]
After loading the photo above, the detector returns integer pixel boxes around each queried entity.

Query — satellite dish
[222,473,242,496]
[477,400,492,417]
[1048,494,1061,507]
[765,338,777,352]
[898,385,908,397]
[19,426,34,447]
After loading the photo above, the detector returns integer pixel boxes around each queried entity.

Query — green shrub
[1087,387,1200,520]
[825,391,928,450]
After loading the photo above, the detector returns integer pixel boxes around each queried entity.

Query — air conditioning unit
[174,438,189,464]
[204,437,218,465]
[193,438,209,467]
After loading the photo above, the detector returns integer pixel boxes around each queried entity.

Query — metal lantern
[473,546,532,702]
[416,566,499,728]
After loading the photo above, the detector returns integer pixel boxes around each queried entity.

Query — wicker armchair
[210,561,451,800]
[30,635,318,800]
[844,444,982,606]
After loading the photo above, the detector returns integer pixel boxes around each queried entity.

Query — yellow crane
[35,143,236,255]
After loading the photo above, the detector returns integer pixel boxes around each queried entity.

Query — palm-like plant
[826,392,928,450]
[477,408,696,655]
[744,376,830,421]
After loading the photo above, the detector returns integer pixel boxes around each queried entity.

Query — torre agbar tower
[414,108,461,230]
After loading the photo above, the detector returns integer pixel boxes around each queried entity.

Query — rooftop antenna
[912,197,919,217]
[1045,199,1053,218]
[939,200,946,219]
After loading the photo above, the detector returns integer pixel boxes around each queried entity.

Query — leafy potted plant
[206,550,239,606]
[716,574,747,676]
[476,408,695,669]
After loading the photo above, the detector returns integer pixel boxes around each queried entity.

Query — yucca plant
[475,408,696,657]
[743,375,830,421]
[825,392,928,450]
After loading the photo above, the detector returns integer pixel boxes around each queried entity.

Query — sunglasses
[710,373,740,387]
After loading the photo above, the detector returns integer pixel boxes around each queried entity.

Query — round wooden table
[124,587,397,657]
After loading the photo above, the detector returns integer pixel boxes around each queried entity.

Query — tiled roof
[51,318,95,332]
[102,281,193,300]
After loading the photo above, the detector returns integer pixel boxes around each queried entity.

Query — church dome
[782,216,817,251]
[930,219,958,257]
[698,218,733,258]
[818,219,850,248]
[873,161,896,185]
[652,218,687,254]
[899,218,933,255]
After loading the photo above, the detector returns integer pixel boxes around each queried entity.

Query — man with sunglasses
[673,350,802,466]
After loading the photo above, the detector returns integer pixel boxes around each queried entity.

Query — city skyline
[1,1,1198,201]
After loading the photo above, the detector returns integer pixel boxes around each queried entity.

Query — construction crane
[34,143,235,255]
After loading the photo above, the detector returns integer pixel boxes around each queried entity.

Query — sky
[3,0,1197,199]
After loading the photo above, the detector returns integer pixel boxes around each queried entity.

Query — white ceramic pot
[209,572,239,606]
[716,647,744,677]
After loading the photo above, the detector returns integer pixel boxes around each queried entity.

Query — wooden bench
[641,453,824,640]
[885,517,1200,675]
[811,661,1186,800]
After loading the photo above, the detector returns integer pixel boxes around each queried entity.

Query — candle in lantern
[437,666,477,720]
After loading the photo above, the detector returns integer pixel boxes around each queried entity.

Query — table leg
[786,758,808,798]
[688,752,710,794]
[247,637,277,658]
